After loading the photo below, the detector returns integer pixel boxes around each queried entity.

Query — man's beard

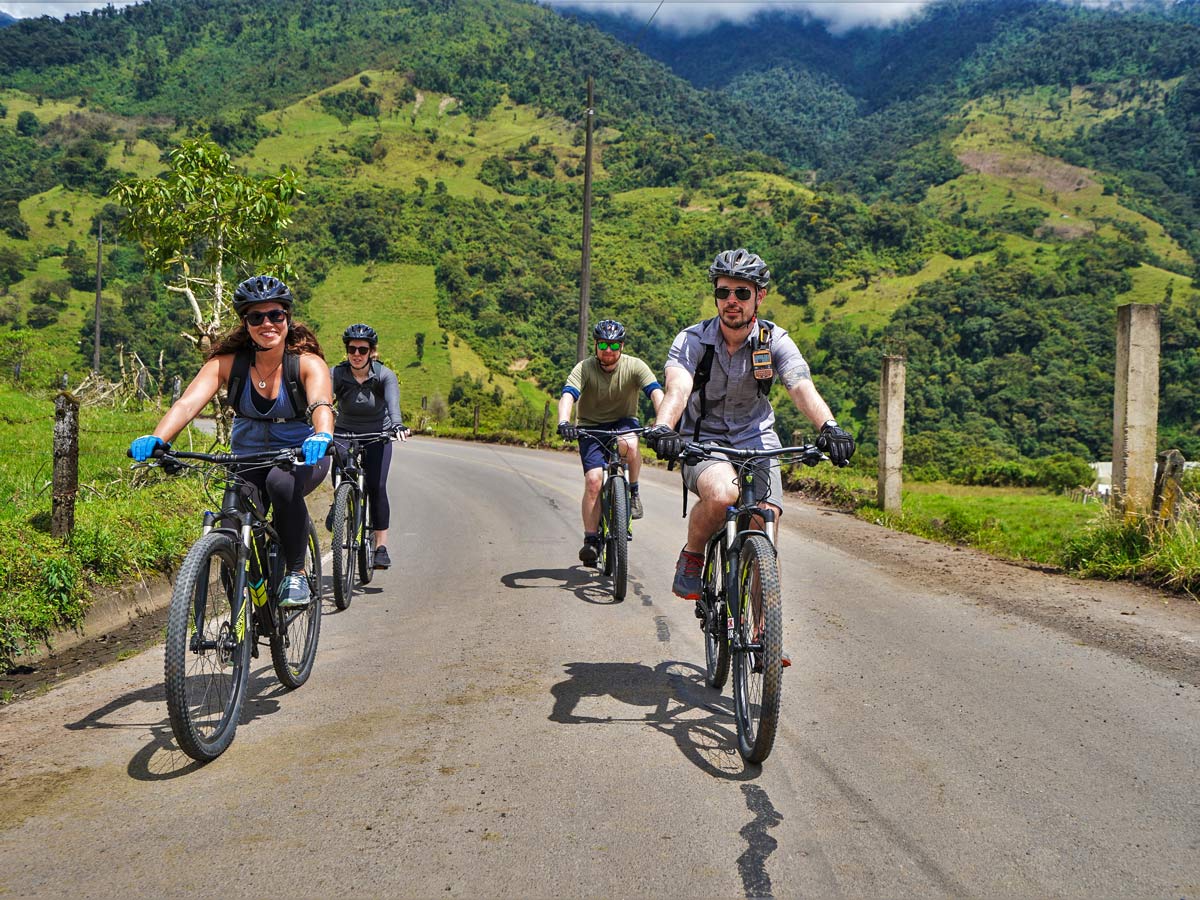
[720,307,755,330]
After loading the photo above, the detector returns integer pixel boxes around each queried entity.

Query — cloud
[544,0,934,34]
[0,2,137,19]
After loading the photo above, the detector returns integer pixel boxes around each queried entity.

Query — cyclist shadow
[500,566,619,605]
[549,659,760,780]
[64,665,290,781]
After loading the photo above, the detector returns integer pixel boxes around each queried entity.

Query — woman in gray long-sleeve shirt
[330,324,408,569]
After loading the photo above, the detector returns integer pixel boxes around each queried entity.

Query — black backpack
[225,348,307,420]
[688,317,775,440]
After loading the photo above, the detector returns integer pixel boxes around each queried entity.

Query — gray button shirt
[665,317,807,449]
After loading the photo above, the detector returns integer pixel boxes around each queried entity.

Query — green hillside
[0,0,1197,465]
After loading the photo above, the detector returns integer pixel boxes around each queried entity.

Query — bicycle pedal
[693,600,705,620]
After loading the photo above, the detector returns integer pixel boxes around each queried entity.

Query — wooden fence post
[540,400,550,444]
[473,403,480,439]
[52,392,80,539]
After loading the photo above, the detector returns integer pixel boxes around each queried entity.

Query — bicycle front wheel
[607,476,629,601]
[164,531,251,763]
[330,482,357,610]
[271,520,322,688]
[702,539,730,690]
[732,534,783,764]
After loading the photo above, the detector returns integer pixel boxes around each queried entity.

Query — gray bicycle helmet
[593,319,626,342]
[343,323,378,346]
[232,275,294,314]
[708,248,771,288]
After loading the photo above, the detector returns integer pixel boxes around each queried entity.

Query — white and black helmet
[708,248,770,288]
[233,275,294,314]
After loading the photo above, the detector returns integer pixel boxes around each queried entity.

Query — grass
[241,70,596,198]
[0,387,208,672]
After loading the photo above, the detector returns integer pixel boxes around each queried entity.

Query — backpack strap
[691,338,717,442]
[223,348,253,409]
[281,351,307,419]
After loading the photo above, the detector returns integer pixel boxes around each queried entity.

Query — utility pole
[93,220,102,373]
[577,76,594,363]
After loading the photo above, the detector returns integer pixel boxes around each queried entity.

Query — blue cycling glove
[130,435,167,462]
[302,432,333,466]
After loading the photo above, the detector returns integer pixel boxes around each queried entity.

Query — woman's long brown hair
[208,318,325,360]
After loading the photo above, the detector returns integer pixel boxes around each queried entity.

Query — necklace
[252,357,283,389]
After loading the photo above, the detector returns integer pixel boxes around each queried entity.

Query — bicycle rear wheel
[271,520,322,688]
[732,534,783,763]
[164,531,250,762]
[330,482,357,610]
[358,493,374,585]
[701,539,730,690]
[607,476,629,601]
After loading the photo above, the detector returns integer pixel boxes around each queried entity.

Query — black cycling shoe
[373,545,392,569]
[578,539,600,566]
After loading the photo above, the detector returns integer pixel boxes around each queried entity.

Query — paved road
[2,438,1198,897]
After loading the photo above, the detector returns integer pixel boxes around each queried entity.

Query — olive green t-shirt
[565,355,659,426]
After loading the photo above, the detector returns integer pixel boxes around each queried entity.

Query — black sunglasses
[243,309,289,326]
[347,345,371,355]
[714,286,754,302]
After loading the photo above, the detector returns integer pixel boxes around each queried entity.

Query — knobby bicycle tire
[163,530,251,763]
[271,520,322,688]
[357,492,374,585]
[732,534,783,763]
[702,538,730,690]
[330,482,357,610]
[608,476,629,601]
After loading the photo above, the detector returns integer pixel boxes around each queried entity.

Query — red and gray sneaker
[672,548,704,600]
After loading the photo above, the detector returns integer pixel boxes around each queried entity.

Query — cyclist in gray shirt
[645,248,856,600]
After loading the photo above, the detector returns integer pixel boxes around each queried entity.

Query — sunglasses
[596,341,623,351]
[714,286,754,302]
[347,345,371,356]
[243,309,289,326]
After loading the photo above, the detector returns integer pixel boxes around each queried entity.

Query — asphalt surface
[1,438,1198,898]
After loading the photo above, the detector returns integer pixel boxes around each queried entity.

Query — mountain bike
[135,446,323,762]
[681,440,825,764]
[575,426,644,602]
[328,430,392,610]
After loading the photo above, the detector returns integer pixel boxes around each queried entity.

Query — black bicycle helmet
[593,319,626,342]
[708,248,771,288]
[343,323,379,346]
[232,275,294,314]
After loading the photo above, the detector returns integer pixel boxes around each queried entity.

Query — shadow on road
[549,659,760,780]
[64,665,290,780]
[500,566,620,605]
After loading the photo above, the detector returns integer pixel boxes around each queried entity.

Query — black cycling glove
[644,424,685,462]
[557,421,578,441]
[817,421,856,467]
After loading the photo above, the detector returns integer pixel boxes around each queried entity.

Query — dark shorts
[578,417,640,472]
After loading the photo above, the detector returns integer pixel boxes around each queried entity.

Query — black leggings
[362,440,393,531]
[242,458,330,571]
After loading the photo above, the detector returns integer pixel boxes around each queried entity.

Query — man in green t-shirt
[557,319,664,566]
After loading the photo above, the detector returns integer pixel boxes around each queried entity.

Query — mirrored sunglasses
[243,309,289,326]
[596,341,623,351]
[714,286,754,302]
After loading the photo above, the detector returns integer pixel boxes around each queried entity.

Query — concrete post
[877,356,906,514]
[1112,304,1160,518]
[1151,449,1186,526]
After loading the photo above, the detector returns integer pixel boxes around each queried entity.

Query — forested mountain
[0,0,1197,469]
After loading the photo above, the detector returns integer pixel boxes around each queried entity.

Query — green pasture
[1116,263,1194,306]
[242,70,596,198]
[106,138,165,179]
[0,89,83,129]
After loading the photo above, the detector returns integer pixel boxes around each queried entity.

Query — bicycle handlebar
[573,426,647,439]
[680,442,826,467]
[129,446,308,468]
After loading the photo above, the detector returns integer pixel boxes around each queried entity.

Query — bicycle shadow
[549,659,760,780]
[500,566,620,605]
[64,664,289,781]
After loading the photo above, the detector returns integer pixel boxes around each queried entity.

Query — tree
[112,138,301,354]
[15,111,39,137]
[414,332,425,361]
